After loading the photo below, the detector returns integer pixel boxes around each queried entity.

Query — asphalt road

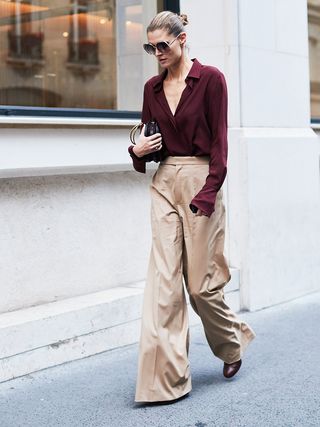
[0,292,320,427]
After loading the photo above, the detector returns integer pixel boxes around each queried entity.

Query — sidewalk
[0,292,319,427]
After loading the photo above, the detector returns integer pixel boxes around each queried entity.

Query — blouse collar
[152,58,202,93]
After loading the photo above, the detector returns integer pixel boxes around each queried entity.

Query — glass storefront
[0,0,174,113]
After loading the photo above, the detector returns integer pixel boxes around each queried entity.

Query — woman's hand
[195,209,206,217]
[132,124,162,158]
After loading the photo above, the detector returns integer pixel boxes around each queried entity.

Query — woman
[128,11,256,403]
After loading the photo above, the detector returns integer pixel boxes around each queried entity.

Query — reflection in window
[308,0,320,119]
[6,1,45,64]
[68,1,100,67]
[0,0,158,110]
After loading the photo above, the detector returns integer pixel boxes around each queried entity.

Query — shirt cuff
[190,193,217,217]
[128,145,146,173]
[128,145,140,160]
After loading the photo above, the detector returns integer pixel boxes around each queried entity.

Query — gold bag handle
[130,122,143,145]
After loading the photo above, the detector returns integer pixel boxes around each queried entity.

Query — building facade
[0,0,320,382]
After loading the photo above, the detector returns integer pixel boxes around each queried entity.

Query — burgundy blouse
[128,58,228,217]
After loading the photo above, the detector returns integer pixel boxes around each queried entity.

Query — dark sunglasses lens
[156,42,169,53]
[143,44,155,55]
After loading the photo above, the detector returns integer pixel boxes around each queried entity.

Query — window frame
[0,0,180,119]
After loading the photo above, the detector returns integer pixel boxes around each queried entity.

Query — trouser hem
[135,385,192,403]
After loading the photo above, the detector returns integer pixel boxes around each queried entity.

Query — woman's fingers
[149,137,162,151]
[138,130,162,154]
[147,132,162,141]
[149,142,162,153]
[151,140,162,148]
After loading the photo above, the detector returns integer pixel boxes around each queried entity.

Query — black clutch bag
[129,120,162,163]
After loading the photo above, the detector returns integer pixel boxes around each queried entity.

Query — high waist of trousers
[160,156,210,166]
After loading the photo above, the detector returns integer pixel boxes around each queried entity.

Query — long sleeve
[190,72,228,217]
[128,84,152,174]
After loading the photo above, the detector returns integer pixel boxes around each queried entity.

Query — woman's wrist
[132,145,142,158]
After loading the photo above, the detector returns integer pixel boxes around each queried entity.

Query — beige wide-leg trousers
[135,156,256,402]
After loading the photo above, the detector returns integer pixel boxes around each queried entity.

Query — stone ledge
[0,269,240,383]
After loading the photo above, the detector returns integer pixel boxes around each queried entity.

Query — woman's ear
[179,32,187,46]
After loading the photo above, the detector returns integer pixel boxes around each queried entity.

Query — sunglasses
[143,33,181,55]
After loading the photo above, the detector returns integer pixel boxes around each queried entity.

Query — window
[308,0,320,123]
[0,0,179,117]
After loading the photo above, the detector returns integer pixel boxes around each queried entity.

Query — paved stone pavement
[0,292,320,427]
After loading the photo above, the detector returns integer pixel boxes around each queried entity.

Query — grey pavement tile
[0,292,320,427]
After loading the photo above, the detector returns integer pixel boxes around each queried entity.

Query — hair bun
[179,13,189,26]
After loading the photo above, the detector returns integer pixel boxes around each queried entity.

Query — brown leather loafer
[223,359,242,378]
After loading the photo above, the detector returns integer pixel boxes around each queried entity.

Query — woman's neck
[166,55,193,82]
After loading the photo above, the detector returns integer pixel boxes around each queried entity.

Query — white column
[181,0,320,310]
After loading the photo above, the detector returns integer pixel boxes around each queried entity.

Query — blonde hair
[147,11,189,36]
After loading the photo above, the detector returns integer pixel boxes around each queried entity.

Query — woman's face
[147,29,186,68]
